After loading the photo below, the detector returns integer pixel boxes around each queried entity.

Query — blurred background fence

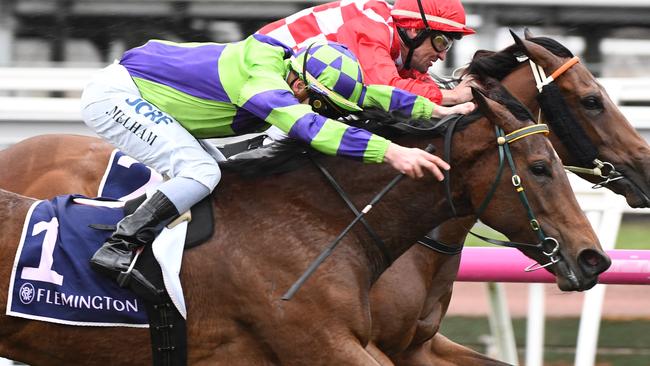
[1,1,650,365]
[3,0,650,212]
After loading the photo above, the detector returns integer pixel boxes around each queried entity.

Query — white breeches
[80,62,222,191]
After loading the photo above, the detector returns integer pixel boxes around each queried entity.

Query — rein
[471,125,562,271]
[529,56,624,189]
[308,155,393,267]
[443,119,562,271]
[282,145,435,300]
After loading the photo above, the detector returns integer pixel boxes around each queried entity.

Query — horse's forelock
[528,36,574,58]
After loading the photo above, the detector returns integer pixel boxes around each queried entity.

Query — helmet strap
[397,0,433,70]
[397,27,431,70]
[300,43,350,119]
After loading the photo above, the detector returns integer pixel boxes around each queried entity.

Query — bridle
[429,116,563,271]
[419,56,612,270]
[283,115,566,300]
[529,56,624,189]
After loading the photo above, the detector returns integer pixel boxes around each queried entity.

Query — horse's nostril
[578,248,611,276]
[583,252,600,267]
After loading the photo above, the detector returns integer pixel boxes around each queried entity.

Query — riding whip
[282,144,436,301]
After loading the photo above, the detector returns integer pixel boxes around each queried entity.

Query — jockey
[257,0,476,106]
[80,35,474,289]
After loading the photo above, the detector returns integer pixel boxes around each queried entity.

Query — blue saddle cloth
[99,149,163,200]
[7,195,149,327]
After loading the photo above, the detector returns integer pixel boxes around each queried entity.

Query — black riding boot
[90,191,179,286]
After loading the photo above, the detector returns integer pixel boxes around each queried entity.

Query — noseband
[529,56,624,189]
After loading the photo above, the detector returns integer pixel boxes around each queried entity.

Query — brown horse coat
[368,31,650,365]
[0,88,604,365]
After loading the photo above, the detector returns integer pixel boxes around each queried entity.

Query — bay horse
[0,87,605,365]
[368,30,650,365]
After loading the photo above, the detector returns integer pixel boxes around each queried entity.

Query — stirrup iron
[117,246,144,287]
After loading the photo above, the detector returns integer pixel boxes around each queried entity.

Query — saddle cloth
[6,194,188,327]
[98,149,164,200]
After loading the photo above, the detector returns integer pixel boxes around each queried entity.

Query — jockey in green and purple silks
[80,34,473,291]
[119,35,468,161]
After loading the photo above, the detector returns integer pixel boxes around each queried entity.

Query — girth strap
[144,299,188,366]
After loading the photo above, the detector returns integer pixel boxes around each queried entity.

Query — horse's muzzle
[555,248,611,291]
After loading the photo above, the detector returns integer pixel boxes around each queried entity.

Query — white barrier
[572,174,625,366]
[0,67,96,93]
[469,173,628,365]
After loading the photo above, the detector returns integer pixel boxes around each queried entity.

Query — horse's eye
[581,96,603,111]
[530,163,550,177]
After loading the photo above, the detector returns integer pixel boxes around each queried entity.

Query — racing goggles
[430,33,453,53]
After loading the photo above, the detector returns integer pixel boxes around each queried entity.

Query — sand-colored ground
[448,282,650,318]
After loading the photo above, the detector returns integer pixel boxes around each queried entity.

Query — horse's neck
[338,124,495,280]
[319,154,443,279]
[413,116,514,259]
[444,118,496,216]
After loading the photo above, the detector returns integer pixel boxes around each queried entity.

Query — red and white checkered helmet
[391,0,475,35]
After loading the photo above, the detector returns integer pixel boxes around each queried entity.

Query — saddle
[96,136,283,366]
[124,193,214,250]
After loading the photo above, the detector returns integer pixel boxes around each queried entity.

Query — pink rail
[456,248,650,285]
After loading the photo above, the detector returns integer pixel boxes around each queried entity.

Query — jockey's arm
[336,18,444,104]
[361,84,475,119]
[237,42,451,179]
[238,61,389,163]
[239,66,448,179]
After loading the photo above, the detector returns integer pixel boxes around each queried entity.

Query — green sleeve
[235,39,390,163]
[361,84,435,119]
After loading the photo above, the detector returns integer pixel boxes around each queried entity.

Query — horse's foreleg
[274,334,386,366]
[425,333,509,366]
[404,333,512,366]
[366,341,395,366]
[319,340,386,366]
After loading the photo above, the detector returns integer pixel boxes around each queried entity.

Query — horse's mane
[465,36,574,82]
[221,75,537,178]
[222,34,572,177]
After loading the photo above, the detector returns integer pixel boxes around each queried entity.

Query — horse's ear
[473,87,516,131]
[513,35,559,70]
[509,29,523,46]
[523,28,534,40]
[472,87,500,124]
[471,87,489,111]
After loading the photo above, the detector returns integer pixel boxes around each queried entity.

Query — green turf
[439,316,650,365]
[614,219,650,249]
[462,217,650,250]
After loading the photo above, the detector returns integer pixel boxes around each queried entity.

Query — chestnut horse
[1,31,640,365]
[2,30,637,365]
[0,87,606,365]
[366,30,650,366]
